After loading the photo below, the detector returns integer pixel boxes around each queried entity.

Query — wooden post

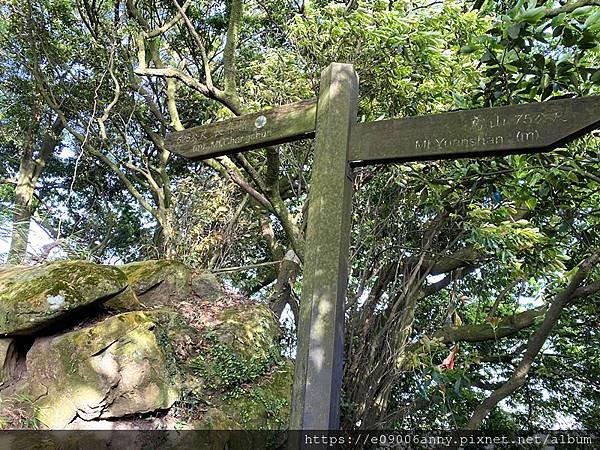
[290,63,358,430]
[163,60,598,435]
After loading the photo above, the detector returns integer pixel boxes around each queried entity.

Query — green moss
[189,330,281,391]
[0,263,291,435]
[213,304,281,361]
[0,261,129,335]
[18,311,182,428]
[187,364,292,448]
[220,361,293,430]
[120,260,190,293]
[152,319,181,381]
[103,286,140,311]
[170,301,292,438]
[193,408,239,429]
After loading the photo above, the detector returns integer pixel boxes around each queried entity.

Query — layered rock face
[0,260,291,449]
[25,311,181,428]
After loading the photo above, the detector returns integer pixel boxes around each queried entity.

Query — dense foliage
[1,0,599,430]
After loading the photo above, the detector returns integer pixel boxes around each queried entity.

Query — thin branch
[215,156,273,210]
[544,0,600,18]
[465,250,600,430]
[172,0,214,90]
[146,0,190,37]
[420,265,476,298]
[211,259,282,273]
[488,279,521,318]
[97,48,121,140]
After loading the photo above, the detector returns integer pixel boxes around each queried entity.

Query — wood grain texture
[350,96,600,165]
[290,63,358,431]
[165,98,317,160]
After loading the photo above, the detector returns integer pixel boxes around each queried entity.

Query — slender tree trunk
[153,210,176,259]
[7,162,36,264]
[7,117,63,264]
[268,249,301,321]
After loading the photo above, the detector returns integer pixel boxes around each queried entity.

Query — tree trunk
[7,117,63,264]
[153,210,176,259]
[7,163,36,264]
[268,249,301,321]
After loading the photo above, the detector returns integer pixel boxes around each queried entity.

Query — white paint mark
[47,294,65,310]
[255,115,267,129]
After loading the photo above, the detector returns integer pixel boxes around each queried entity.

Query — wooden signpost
[166,63,600,431]
[166,98,317,159]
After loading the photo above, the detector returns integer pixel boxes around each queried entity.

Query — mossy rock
[0,261,134,336]
[18,311,181,428]
[190,271,222,301]
[147,308,202,365]
[174,302,291,446]
[103,286,140,311]
[0,338,17,383]
[120,260,191,308]
[189,362,293,449]
[187,303,282,392]
[213,303,281,362]
[219,360,293,431]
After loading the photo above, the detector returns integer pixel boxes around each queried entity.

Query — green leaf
[518,7,546,24]
[460,43,478,54]
[566,171,579,183]
[508,23,521,39]
[454,378,462,395]
[570,6,592,18]
[551,12,567,27]
[583,10,600,31]
[452,91,467,109]
[563,28,578,46]
[417,383,430,401]
[525,197,537,210]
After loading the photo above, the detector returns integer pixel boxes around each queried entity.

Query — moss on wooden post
[290,63,358,430]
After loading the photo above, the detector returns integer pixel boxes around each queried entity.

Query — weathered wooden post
[290,63,358,430]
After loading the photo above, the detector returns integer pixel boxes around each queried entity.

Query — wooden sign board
[165,61,600,432]
[165,98,317,160]
[350,96,600,165]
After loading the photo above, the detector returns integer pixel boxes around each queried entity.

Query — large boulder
[185,303,282,392]
[17,311,180,428]
[196,361,293,428]
[121,260,191,307]
[190,271,223,301]
[0,261,138,336]
[0,259,293,444]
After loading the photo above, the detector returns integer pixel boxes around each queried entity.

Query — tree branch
[433,306,546,344]
[146,0,190,37]
[172,0,214,91]
[408,277,600,356]
[543,0,600,18]
[420,265,476,298]
[465,250,600,430]
[215,156,273,211]
[223,0,242,108]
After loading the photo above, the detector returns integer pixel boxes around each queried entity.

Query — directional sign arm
[165,98,317,160]
[349,96,600,165]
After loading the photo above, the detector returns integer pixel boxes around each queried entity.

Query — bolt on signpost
[166,63,600,432]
